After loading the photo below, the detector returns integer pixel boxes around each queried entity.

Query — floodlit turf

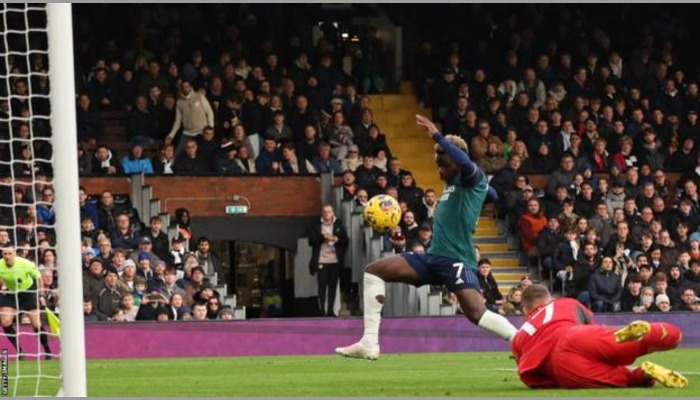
[9,349,700,396]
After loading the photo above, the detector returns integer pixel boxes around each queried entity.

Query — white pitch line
[494,368,518,372]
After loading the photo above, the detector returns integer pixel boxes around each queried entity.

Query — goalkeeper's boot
[334,341,380,360]
[614,320,650,343]
[640,361,688,388]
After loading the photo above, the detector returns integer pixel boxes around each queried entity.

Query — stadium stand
[4,4,700,323]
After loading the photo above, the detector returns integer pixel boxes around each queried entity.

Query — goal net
[0,3,86,396]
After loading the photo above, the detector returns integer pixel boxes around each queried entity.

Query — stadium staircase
[129,174,242,317]
[370,84,528,295]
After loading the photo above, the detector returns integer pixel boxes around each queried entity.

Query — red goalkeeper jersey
[511,297,594,388]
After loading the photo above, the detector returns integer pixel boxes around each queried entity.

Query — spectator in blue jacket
[79,186,100,228]
[36,187,56,225]
[111,212,139,251]
[121,142,154,175]
[312,142,342,174]
[255,135,280,174]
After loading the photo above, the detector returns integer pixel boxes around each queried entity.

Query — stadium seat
[114,194,132,206]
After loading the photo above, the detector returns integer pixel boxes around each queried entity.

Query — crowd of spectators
[0,176,232,322]
[5,4,700,322]
[407,5,700,313]
[76,194,231,322]
[0,4,394,323]
[65,4,389,178]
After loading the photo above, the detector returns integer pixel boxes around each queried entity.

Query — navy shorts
[399,252,480,292]
[0,283,39,312]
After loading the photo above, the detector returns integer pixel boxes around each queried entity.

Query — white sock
[360,273,385,347]
[478,310,517,341]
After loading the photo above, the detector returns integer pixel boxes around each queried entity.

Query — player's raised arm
[416,114,482,183]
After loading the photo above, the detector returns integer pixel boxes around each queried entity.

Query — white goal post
[47,3,87,397]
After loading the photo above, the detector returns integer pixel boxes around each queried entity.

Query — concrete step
[473,236,509,244]
[491,267,529,274]
[385,132,432,144]
[477,243,511,252]
[379,119,430,129]
[370,94,418,110]
[482,251,519,259]
[369,92,444,195]
[375,113,426,126]
[373,106,421,117]
[384,134,432,146]
[477,218,497,228]
[390,152,435,165]
[474,228,500,237]
[489,258,521,267]
[493,272,529,281]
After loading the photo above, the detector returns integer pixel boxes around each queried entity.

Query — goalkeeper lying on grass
[512,284,687,389]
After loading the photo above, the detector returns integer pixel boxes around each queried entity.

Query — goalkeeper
[0,246,52,359]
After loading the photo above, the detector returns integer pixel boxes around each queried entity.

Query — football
[363,194,402,232]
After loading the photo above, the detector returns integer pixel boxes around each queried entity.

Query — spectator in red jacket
[518,198,548,261]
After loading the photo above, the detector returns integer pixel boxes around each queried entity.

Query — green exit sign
[225,205,249,214]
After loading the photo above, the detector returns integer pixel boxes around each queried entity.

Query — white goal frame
[47,4,87,397]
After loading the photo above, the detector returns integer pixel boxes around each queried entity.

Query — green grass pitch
[9,349,700,396]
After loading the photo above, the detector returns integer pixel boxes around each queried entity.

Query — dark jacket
[111,228,139,251]
[307,218,349,275]
[91,150,121,175]
[354,165,383,189]
[83,271,104,301]
[589,268,622,304]
[143,230,170,261]
[173,154,212,174]
[536,228,560,259]
[620,289,641,312]
[135,303,164,321]
[489,167,519,197]
[127,108,157,140]
[358,134,392,159]
[398,185,424,212]
[478,273,503,306]
[547,168,576,197]
[565,253,600,298]
[97,204,126,233]
[215,156,244,175]
[683,270,700,295]
[638,141,665,171]
[76,106,102,141]
[667,275,685,307]
[553,241,576,272]
[95,284,123,321]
